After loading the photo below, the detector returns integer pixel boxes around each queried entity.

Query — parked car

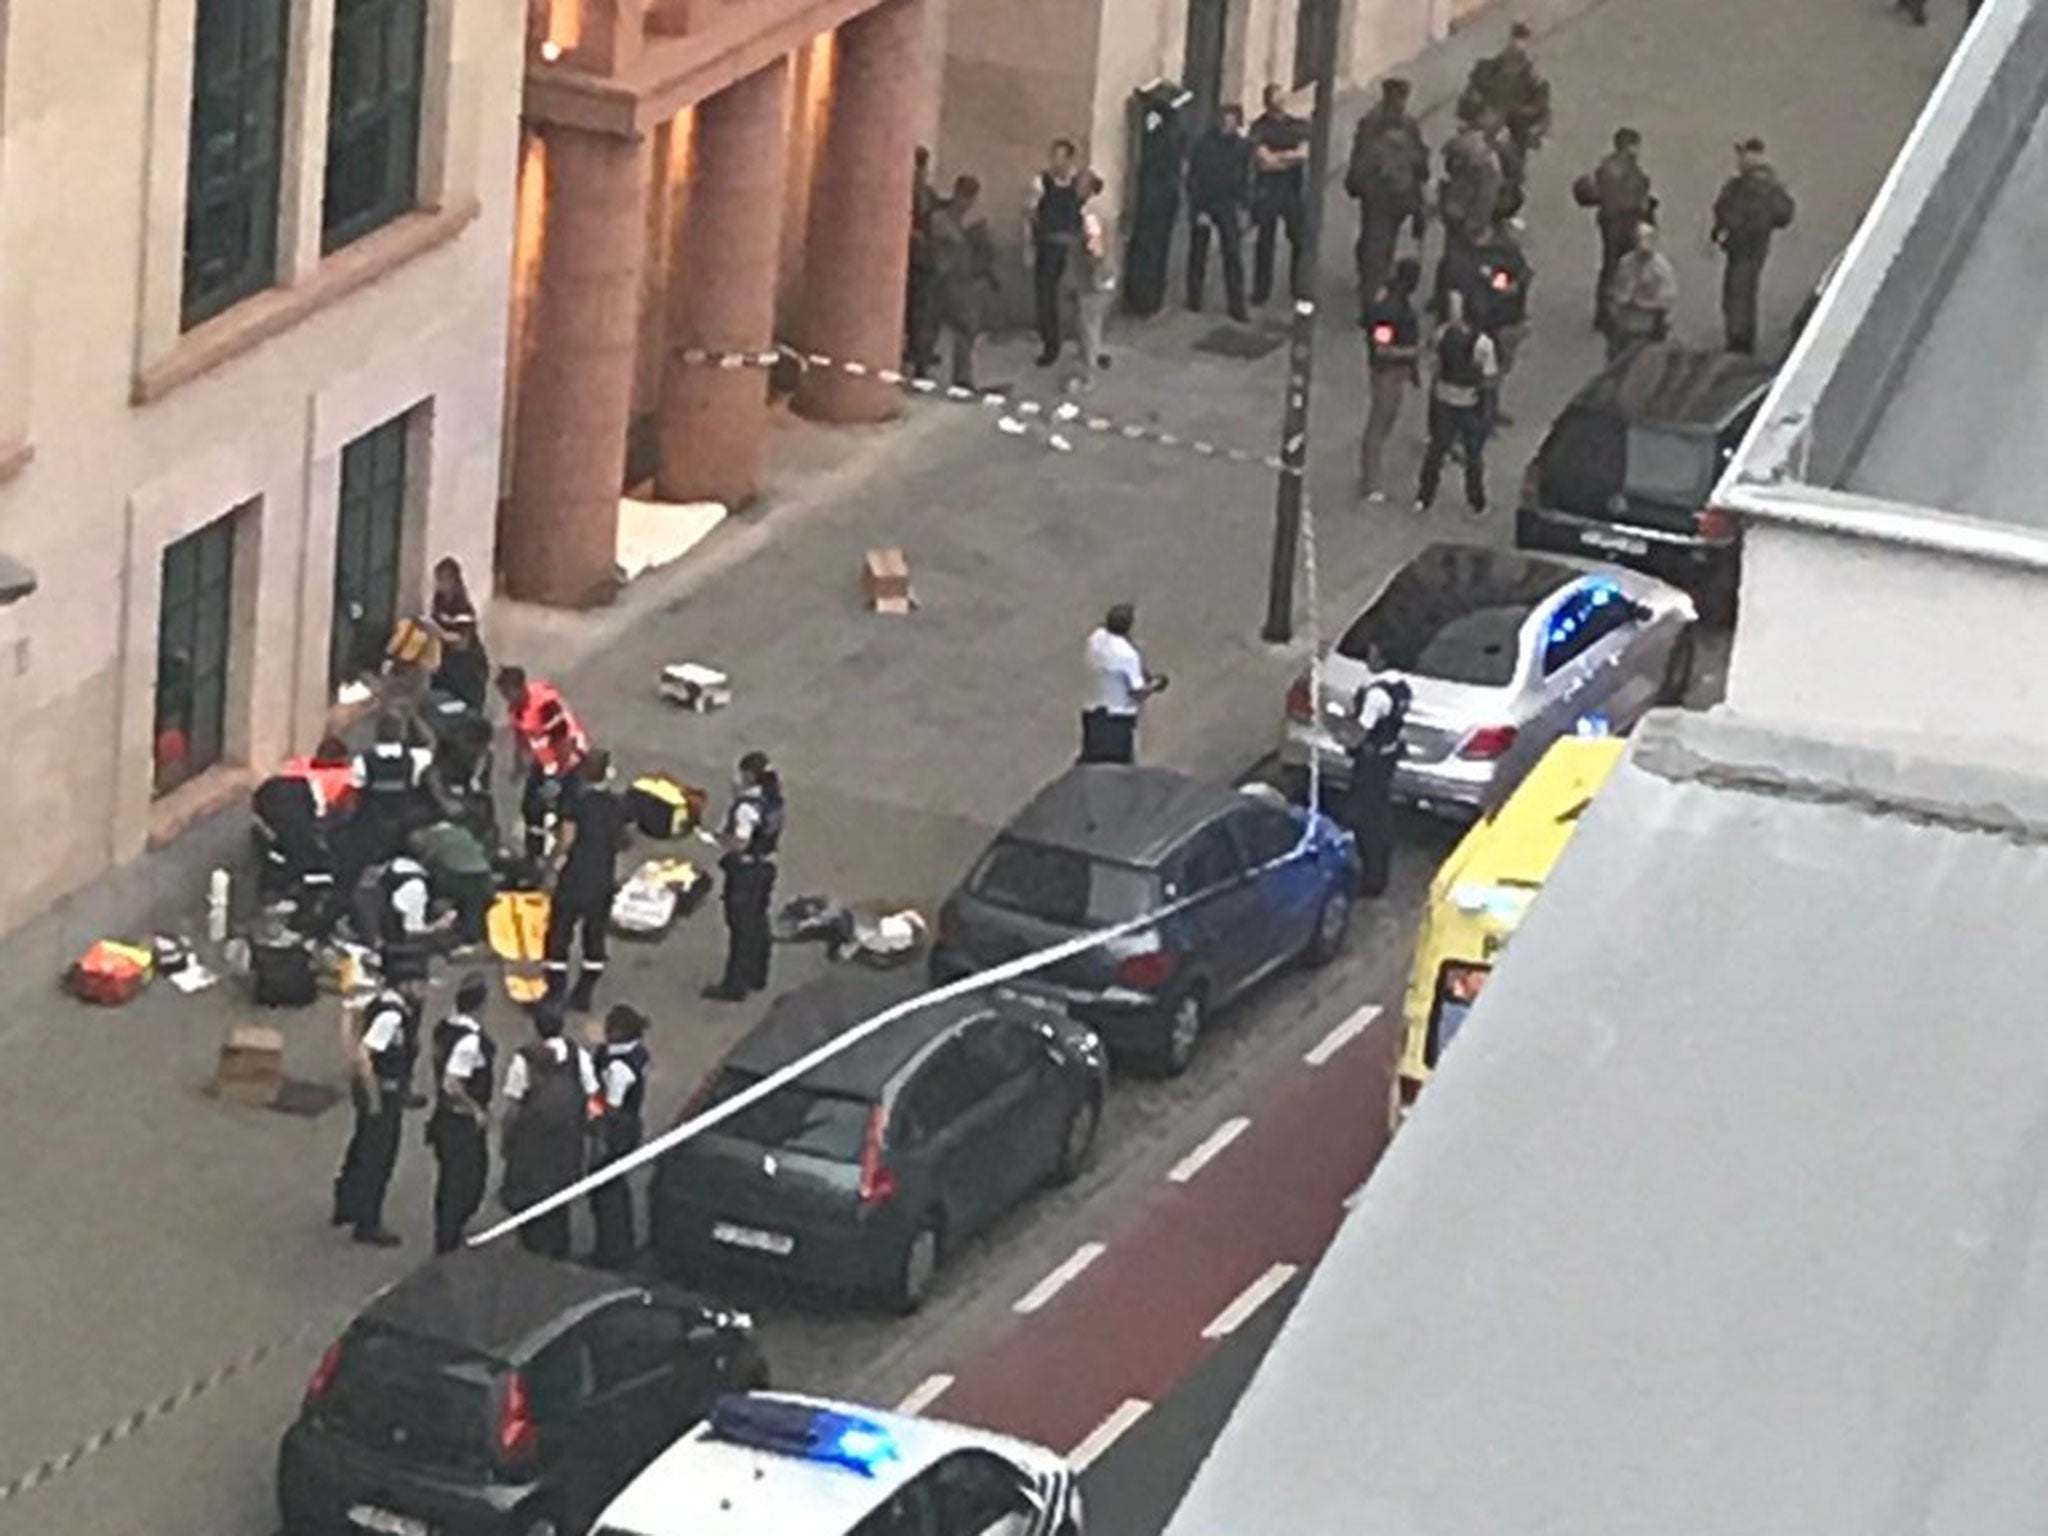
[928,766,1358,1078]
[1514,343,1776,624]
[590,1391,1083,1536]
[650,967,1107,1313]
[277,1246,765,1536]
[1279,543,1694,818]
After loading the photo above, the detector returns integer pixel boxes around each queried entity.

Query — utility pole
[1261,0,1344,644]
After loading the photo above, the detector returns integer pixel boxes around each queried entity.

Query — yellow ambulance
[1398,733,1625,1108]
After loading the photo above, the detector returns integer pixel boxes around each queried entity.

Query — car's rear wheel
[1304,883,1352,967]
[1658,629,1698,706]
[1146,988,1207,1078]
[1053,1092,1103,1184]
[889,1216,942,1315]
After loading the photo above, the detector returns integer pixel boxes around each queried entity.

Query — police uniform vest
[1436,325,1483,390]
[510,682,588,778]
[1360,680,1412,756]
[1036,174,1083,239]
[1364,299,1420,369]
[1475,248,1529,328]
[725,787,784,865]
[364,992,415,1086]
[598,1040,650,1126]
[360,741,424,799]
[431,1018,497,1113]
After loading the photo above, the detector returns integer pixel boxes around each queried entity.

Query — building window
[330,412,411,691]
[322,0,428,252]
[182,0,290,329]
[154,510,241,797]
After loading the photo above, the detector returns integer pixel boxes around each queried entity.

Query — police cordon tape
[678,344,1298,476]
[0,353,1333,1509]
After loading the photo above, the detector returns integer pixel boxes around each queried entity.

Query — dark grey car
[649,969,1106,1314]
[929,766,1358,1077]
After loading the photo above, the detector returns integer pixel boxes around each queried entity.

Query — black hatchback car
[1515,343,1776,625]
[277,1247,765,1536]
[650,967,1106,1314]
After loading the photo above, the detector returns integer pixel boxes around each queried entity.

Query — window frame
[153,510,241,798]
[181,0,291,329]
[954,1017,1040,1099]
[1169,822,1246,900]
[897,1040,976,1146]
[585,1299,688,1395]
[321,0,429,252]
[1222,804,1299,871]
[330,411,411,689]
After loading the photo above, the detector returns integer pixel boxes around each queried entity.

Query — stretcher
[487,888,551,1004]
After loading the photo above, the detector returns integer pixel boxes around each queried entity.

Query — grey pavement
[0,0,1962,1533]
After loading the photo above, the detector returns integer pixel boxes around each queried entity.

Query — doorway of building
[330,411,412,696]
[1184,0,1229,127]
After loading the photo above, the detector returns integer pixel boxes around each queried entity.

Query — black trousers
[1722,251,1765,354]
[719,862,776,995]
[544,885,609,999]
[1354,203,1406,313]
[517,1208,571,1260]
[1187,202,1247,315]
[430,1117,488,1254]
[1595,216,1636,327]
[1033,241,1071,357]
[589,1127,642,1268]
[334,1082,403,1237]
[1252,187,1306,304]
[1343,750,1399,897]
[905,259,939,370]
[1418,398,1490,511]
[1078,709,1138,765]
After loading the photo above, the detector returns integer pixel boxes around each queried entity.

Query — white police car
[589,1392,1083,1536]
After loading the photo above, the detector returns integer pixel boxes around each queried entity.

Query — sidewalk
[0,0,1959,1530]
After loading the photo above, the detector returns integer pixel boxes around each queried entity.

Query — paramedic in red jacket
[495,666,590,865]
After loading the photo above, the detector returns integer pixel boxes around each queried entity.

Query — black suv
[1516,343,1776,625]
[277,1247,765,1536]
[651,967,1107,1314]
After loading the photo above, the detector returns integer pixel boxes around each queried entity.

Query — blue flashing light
[708,1395,901,1477]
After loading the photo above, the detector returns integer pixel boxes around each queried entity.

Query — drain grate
[270,1079,343,1118]
[1191,325,1287,360]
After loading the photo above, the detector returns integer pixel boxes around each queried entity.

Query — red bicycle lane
[924,1011,1394,1453]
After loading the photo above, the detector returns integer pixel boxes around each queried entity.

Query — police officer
[1711,138,1796,355]
[1186,104,1252,322]
[544,750,627,1012]
[589,1004,651,1268]
[331,978,422,1247]
[1573,128,1654,333]
[1359,258,1423,504]
[1027,139,1086,367]
[1248,84,1311,306]
[1341,659,1412,899]
[703,751,785,1003]
[499,1005,598,1259]
[496,665,590,866]
[427,974,496,1254]
[1416,289,1499,518]
[349,711,434,876]
[367,850,448,995]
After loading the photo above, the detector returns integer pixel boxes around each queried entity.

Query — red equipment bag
[67,940,154,1005]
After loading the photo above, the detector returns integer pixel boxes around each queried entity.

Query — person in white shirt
[1081,603,1168,764]
[1067,173,1117,391]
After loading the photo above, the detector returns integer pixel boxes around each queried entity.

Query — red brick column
[503,125,650,608]
[795,0,927,424]
[656,57,791,508]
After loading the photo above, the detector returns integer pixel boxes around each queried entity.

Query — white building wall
[0,0,519,933]
[1726,524,2048,749]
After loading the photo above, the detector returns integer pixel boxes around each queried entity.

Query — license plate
[347,1505,429,1536]
[712,1221,795,1256]
[1581,529,1648,556]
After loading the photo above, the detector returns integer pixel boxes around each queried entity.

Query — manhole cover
[271,1079,343,1118]
[1191,326,1287,360]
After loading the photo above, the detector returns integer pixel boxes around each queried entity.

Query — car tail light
[304,1340,344,1405]
[1285,671,1314,724]
[1696,506,1735,541]
[1457,725,1519,761]
[496,1371,539,1471]
[857,1105,898,1207]
[1115,949,1180,989]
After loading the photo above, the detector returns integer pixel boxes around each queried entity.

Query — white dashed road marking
[1168,1116,1251,1184]
[1305,1005,1382,1067]
[1069,1399,1152,1469]
[894,1374,955,1416]
[1014,1242,1106,1314]
[1202,1262,1301,1340]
